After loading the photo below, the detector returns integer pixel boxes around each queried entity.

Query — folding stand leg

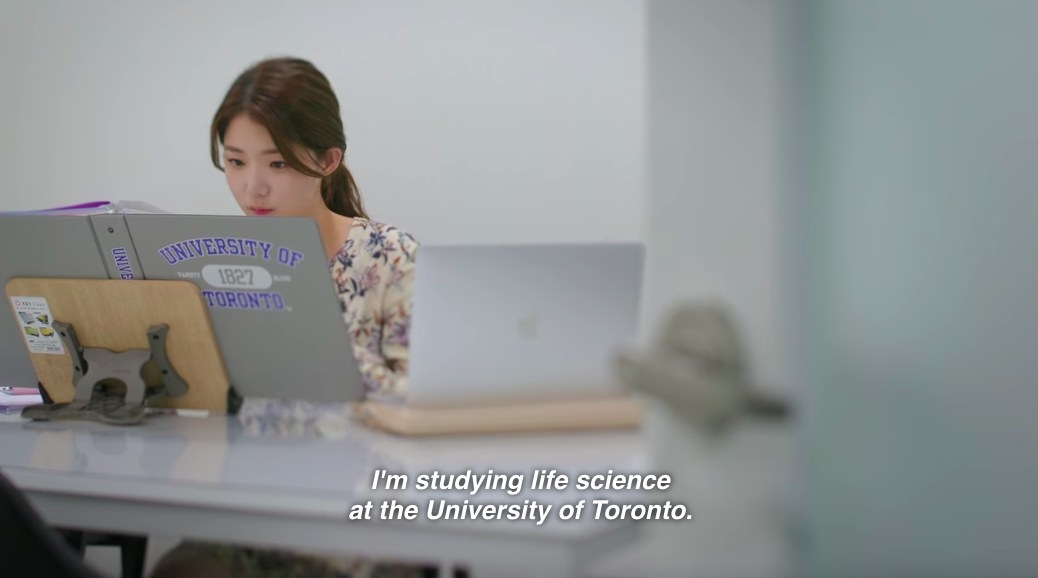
[22,322,188,425]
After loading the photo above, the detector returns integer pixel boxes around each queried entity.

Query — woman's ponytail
[322,163,367,219]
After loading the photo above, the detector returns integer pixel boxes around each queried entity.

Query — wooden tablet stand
[5,278,232,425]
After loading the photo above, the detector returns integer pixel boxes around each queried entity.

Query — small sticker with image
[9,296,65,355]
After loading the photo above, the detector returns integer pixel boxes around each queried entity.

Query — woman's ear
[319,147,344,176]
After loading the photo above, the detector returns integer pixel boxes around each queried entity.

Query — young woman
[149,57,422,578]
[210,56,418,401]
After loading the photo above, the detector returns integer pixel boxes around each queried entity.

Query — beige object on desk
[5,278,230,411]
[353,395,644,437]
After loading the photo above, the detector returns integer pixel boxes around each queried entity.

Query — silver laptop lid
[404,242,644,407]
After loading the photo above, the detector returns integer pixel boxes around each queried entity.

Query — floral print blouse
[328,217,418,400]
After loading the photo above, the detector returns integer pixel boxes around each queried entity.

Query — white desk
[0,406,652,578]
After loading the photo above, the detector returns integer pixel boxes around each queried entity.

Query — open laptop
[397,242,645,408]
[124,214,362,403]
[0,213,363,405]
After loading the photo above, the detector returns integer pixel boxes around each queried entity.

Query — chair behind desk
[0,469,107,578]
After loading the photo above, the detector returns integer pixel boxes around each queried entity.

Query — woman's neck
[313,207,354,262]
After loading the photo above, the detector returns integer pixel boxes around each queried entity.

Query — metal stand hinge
[22,321,188,425]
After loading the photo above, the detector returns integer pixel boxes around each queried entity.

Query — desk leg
[61,529,87,555]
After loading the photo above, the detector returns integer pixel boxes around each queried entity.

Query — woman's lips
[251,208,273,216]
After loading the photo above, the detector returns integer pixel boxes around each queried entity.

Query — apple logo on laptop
[517,314,539,340]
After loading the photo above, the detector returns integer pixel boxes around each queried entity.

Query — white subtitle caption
[346,469,695,524]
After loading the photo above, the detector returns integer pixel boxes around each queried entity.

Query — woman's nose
[244,168,269,197]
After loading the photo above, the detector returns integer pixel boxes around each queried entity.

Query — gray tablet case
[0,216,110,391]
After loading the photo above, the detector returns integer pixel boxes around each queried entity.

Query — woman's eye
[226,159,244,167]
[270,161,287,169]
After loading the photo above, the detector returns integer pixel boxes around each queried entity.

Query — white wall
[644,0,794,393]
[0,0,644,245]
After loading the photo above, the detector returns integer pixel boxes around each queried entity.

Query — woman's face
[221,114,328,218]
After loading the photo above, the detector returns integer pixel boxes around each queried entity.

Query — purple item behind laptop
[0,201,166,215]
